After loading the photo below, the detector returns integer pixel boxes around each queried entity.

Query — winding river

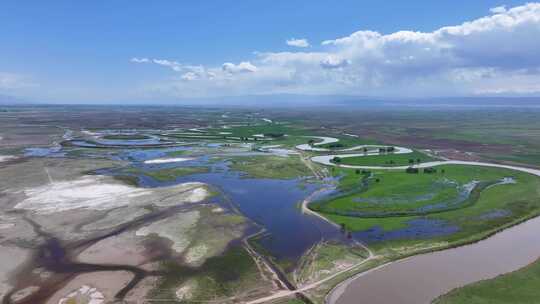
[328,215,540,304]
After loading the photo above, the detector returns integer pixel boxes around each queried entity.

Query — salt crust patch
[144,157,193,164]
[14,176,148,213]
[14,176,208,214]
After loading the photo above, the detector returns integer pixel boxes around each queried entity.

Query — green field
[126,166,209,182]
[312,165,540,251]
[334,150,436,166]
[311,166,507,217]
[215,123,299,138]
[228,155,312,179]
[295,242,369,285]
[150,245,263,302]
[433,258,540,304]
[167,122,316,148]
[315,136,377,149]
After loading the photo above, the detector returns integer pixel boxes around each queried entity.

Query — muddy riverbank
[329,215,540,304]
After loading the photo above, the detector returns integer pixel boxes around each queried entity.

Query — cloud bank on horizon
[131,3,540,98]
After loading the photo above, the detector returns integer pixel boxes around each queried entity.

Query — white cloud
[286,38,310,48]
[130,57,150,63]
[490,5,507,14]
[0,72,35,90]
[181,72,198,81]
[320,56,350,69]
[132,3,540,98]
[222,61,258,73]
[152,59,183,71]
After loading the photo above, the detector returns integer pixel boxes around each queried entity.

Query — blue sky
[1,1,538,102]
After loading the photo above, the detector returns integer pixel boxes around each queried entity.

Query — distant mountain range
[1,93,539,108]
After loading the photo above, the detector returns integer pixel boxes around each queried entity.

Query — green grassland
[228,155,312,179]
[433,258,540,304]
[289,108,540,168]
[335,150,436,166]
[146,207,263,303]
[166,149,190,157]
[315,136,377,149]
[169,122,383,151]
[125,166,209,182]
[312,165,540,251]
[165,122,316,148]
[214,123,301,138]
[220,123,327,148]
[311,166,505,217]
[295,242,369,285]
[150,245,264,303]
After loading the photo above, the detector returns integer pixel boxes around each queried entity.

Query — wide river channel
[329,215,540,304]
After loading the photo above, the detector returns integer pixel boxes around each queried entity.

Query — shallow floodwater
[331,215,540,304]
[144,164,343,261]
[101,151,345,262]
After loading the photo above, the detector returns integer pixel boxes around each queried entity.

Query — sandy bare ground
[301,187,339,228]
[77,232,149,267]
[0,246,31,301]
[46,271,133,304]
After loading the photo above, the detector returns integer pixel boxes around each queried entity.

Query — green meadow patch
[228,155,312,179]
[124,166,209,182]
[335,150,436,167]
[312,165,540,250]
[150,245,263,302]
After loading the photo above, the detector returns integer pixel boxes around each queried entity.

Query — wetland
[2,105,540,304]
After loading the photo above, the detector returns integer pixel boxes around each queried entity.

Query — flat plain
[1,104,540,304]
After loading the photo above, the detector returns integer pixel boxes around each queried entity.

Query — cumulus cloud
[132,3,540,97]
[222,61,258,73]
[320,56,350,69]
[181,72,198,81]
[286,38,310,48]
